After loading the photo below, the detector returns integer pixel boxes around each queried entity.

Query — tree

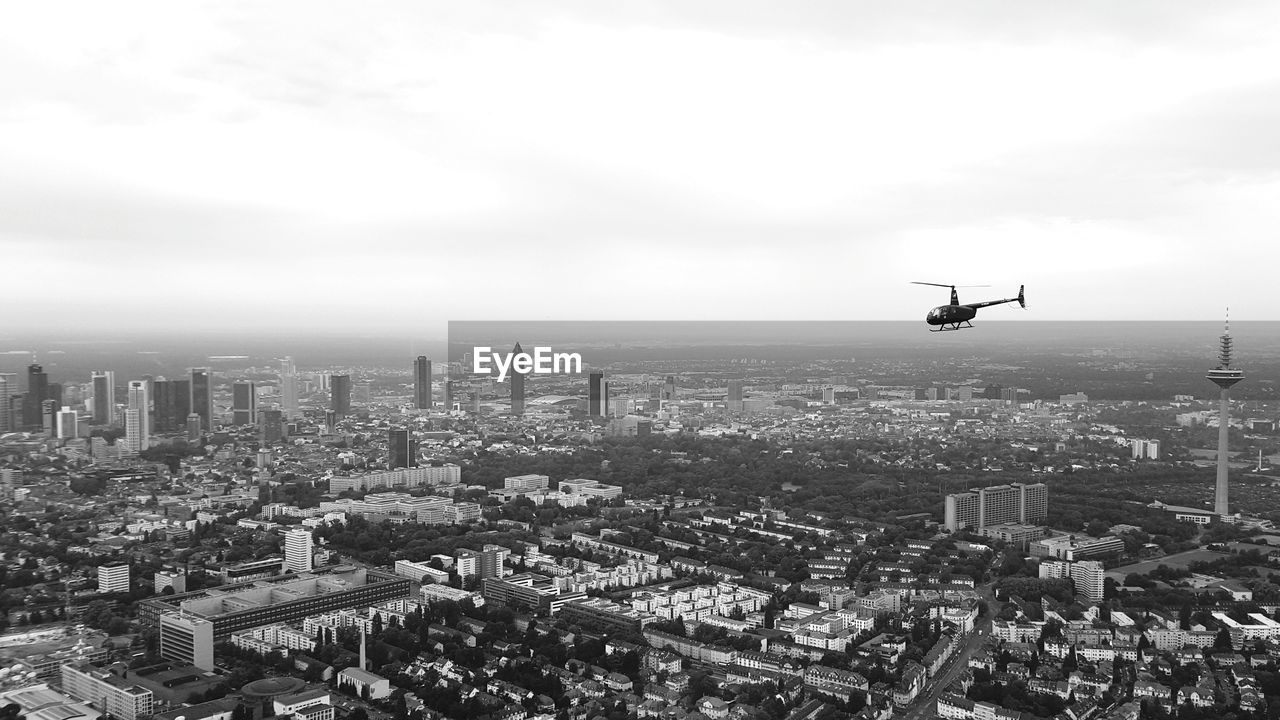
[1214,626,1234,651]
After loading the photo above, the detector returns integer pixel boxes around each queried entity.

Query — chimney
[359,627,367,671]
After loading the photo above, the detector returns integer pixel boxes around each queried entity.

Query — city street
[898,582,998,720]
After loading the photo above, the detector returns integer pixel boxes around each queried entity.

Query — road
[897,582,998,720]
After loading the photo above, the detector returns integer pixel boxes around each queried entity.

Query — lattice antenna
[1219,308,1233,368]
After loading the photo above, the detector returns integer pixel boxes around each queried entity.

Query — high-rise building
[24,364,48,429]
[125,380,150,452]
[56,406,78,439]
[944,482,1047,532]
[455,547,506,580]
[388,428,416,469]
[190,368,213,432]
[186,413,202,442]
[727,380,743,406]
[353,382,371,409]
[1071,561,1105,601]
[1130,439,1161,460]
[1208,314,1245,517]
[331,374,351,417]
[99,564,131,593]
[414,356,432,410]
[280,356,299,419]
[91,370,116,425]
[589,372,608,417]
[663,375,676,402]
[510,343,526,416]
[0,373,14,432]
[284,528,314,574]
[41,399,58,436]
[259,409,285,444]
[232,381,257,426]
[152,378,191,432]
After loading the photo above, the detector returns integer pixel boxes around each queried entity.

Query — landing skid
[930,322,973,332]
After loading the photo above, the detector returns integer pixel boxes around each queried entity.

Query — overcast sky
[4,1,1279,335]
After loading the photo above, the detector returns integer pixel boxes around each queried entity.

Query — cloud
[3,1,1280,331]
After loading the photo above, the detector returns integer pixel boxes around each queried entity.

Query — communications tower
[1207,311,1244,517]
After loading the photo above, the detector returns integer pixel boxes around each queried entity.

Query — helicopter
[913,282,1025,331]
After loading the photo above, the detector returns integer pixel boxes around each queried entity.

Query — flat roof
[149,566,401,620]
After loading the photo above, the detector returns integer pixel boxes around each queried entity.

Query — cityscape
[3,319,1280,720]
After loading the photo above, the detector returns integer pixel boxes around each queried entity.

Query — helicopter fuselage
[926,304,978,326]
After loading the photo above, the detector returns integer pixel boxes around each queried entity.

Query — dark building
[330,374,351,417]
[258,409,285,444]
[509,343,525,416]
[91,372,115,425]
[232,381,257,426]
[387,428,416,468]
[24,364,48,428]
[41,399,58,435]
[588,372,608,417]
[186,413,202,442]
[190,368,213,431]
[153,379,192,432]
[663,375,676,402]
[47,382,63,408]
[443,380,454,412]
[414,356,432,409]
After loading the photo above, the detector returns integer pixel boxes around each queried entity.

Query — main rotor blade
[910,282,991,288]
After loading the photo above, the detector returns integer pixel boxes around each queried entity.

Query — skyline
[5,2,1280,331]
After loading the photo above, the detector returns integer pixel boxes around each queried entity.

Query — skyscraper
[258,409,285,445]
[414,356,432,410]
[186,413,202,442]
[41,400,58,436]
[190,368,213,432]
[125,380,150,452]
[47,382,63,408]
[1208,314,1245,517]
[726,380,744,412]
[663,375,676,403]
[388,428,416,469]
[24,364,48,429]
[280,357,299,419]
[588,372,608,417]
[232,381,257,426]
[330,374,351,417]
[284,528,314,574]
[0,373,14,432]
[92,370,116,425]
[510,342,525,416]
[56,406,78,439]
[153,378,191,432]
